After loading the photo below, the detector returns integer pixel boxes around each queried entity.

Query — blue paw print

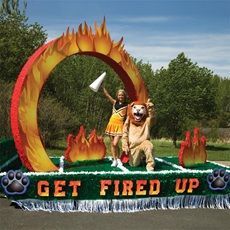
[207,169,229,191]
[1,170,30,195]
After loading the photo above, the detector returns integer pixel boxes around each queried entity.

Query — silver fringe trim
[12,195,230,213]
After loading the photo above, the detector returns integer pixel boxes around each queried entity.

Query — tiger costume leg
[129,140,155,171]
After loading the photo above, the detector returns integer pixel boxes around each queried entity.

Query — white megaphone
[89,72,106,92]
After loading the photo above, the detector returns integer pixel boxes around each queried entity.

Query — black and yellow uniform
[105,101,127,136]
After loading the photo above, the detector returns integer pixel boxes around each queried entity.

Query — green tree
[215,77,230,127]
[153,53,218,146]
[0,80,14,138]
[38,95,79,147]
[0,3,47,81]
[0,0,47,140]
[0,0,27,15]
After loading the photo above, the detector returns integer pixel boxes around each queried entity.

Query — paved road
[0,197,229,230]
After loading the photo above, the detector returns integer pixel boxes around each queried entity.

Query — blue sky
[26,0,230,77]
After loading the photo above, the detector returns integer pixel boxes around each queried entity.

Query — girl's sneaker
[111,159,118,167]
[116,158,123,167]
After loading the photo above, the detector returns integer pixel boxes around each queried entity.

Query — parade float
[0,19,229,212]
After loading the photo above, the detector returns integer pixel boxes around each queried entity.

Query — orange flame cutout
[65,126,106,162]
[178,128,207,167]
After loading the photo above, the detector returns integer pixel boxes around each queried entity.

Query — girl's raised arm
[103,87,116,104]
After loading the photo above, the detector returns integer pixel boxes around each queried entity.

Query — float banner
[1,170,229,200]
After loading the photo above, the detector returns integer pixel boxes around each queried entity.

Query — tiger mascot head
[128,101,148,126]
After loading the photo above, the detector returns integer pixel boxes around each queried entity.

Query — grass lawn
[152,140,230,161]
[47,138,230,161]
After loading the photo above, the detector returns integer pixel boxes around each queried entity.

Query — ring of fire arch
[10,19,148,172]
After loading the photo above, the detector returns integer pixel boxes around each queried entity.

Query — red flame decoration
[65,126,106,162]
[178,128,207,167]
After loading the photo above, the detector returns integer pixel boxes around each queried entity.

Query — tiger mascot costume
[122,99,155,171]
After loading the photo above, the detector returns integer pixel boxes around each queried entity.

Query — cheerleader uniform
[105,101,128,136]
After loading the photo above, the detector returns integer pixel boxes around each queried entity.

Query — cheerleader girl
[103,87,128,167]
